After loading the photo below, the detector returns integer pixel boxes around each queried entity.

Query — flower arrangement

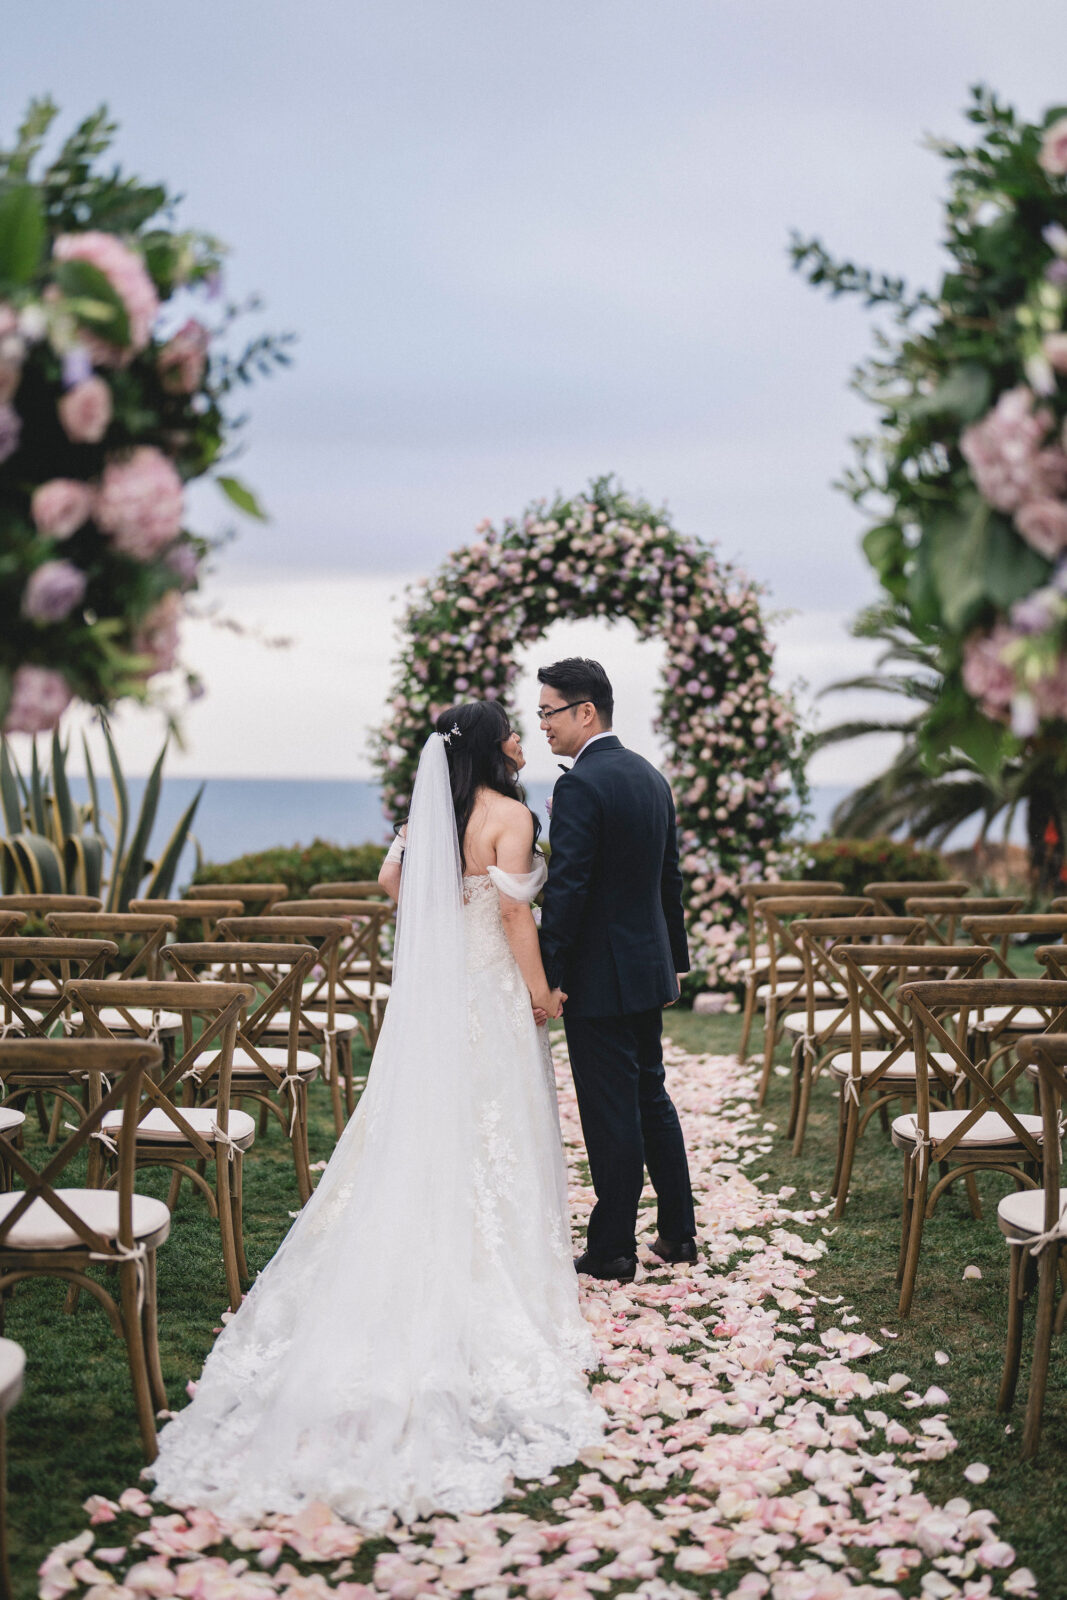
[0,99,291,735]
[372,478,808,987]
[793,86,1067,777]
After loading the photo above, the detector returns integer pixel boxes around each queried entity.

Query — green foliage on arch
[373,479,808,985]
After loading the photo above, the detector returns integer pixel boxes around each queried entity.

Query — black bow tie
[557,762,571,772]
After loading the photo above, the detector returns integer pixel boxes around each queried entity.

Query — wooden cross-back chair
[309,880,388,900]
[128,898,243,941]
[997,1033,1067,1458]
[271,899,393,1049]
[782,913,923,1155]
[0,915,24,940]
[185,882,288,912]
[218,916,358,1136]
[0,895,102,919]
[67,979,255,1312]
[892,977,1067,1316]
[0,1037,169,1459]
[904,896,1023,946]
[735,881,844,1064]
[753,896,873,1108]
[46,911,179,980]
[959,914,1067,1072]
[0,937,118,1140]
[828,941,994,1217]
[863,880,970,916]
[163,940,319,1203]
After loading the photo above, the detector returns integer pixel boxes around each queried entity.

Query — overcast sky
[5,2,1067,781]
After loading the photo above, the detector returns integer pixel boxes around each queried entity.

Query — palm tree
[814,605,1064,892]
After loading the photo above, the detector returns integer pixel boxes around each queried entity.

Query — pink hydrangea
[157,319,210,393]
[2,665,73,734]
[31,479,95,539]
[960,387,1067,511]
[1015,496,1067,559]
[132,590,183,676]
[961,623,1019,717]
[95,447,184,560]
[53,232,159,361]
[0,401,21,465]
[58,376,113,443]
[22,560,87,624]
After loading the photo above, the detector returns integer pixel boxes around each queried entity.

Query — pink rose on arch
[52,231,159,361]
[2,665,73,734]
[1040,115,1067,177]
[1015,497,1067,559]
[157,318,210,394]
[31,479,95,539]
[57,376,112,444]
[95,447,184,561]
[22,560,87,624]
[131,590,183,677]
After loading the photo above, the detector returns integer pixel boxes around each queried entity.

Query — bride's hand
[531,1001,548,1025]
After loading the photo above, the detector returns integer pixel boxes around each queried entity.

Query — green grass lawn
[6,1006,1067,1597]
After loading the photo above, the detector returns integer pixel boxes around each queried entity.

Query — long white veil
[151,732,481,1525]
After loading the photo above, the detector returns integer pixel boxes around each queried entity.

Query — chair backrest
[833,943,993,1083]
[905,895,1023,946]
[739,880,843,960]
[864,880,970,915]
[0,1038,162,1255]
[127,899,243,941]
[0,936,118,1037]
[66,980,255,1155]
[46,912,178,980]
[256,903,393,1007]
[309,880,387,900]
[787,915,922,1044]
[184,883,288,910]
[960,913,1067,979]
[0,895,103,915]
[0,912,25,938]
[897,979,1067,1167]
[216,918,349,1032]
[163,941,318,1076]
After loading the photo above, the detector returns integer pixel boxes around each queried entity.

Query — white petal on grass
[962,1264,983,1280]
[935,1350,950,1365]
[964,1462,990,1484]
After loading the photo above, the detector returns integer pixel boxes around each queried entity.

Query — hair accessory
[438,723,462,745]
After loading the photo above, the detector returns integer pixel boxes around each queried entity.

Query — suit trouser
[563,1007,696,1261]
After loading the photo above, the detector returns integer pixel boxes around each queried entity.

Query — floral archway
[372,479,808,986]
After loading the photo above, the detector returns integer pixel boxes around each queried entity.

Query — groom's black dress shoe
[649,1235,698,1265]
[573,1251,637,1283]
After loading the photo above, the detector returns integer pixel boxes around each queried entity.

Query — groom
[537,656,697,1283]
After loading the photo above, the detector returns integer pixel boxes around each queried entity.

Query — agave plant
[815,603,1065,891]
[0,722,202,909]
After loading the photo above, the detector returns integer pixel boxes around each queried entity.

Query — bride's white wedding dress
[149,735,603,1528]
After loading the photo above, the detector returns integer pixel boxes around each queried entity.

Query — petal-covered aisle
[41,1045,1036,1600]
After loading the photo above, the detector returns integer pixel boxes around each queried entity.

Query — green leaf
[0,183,45,285]
[904,362,992,423]
[951,712,1015,778]
[141,782,204,899]
[29,741,46,835]
[217,475,268,521]
[925,500,993,632]
[102,718,129,911]
[53,256,131,346]
[0,739,23,835]
[51,727,75,838]
[114,740,167,911]
[81,732,100,830]
[981,517,1052,611]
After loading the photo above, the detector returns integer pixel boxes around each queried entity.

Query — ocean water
[55,777,858,887]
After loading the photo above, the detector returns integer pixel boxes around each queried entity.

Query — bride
[149,699,604,1527]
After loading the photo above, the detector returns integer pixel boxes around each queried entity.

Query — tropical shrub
[802,835,947,898]
[0,722,201,906]
[193,840,388,901]
[0,98,290,735]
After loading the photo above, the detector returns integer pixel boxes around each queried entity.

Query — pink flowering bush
[373,479,810,988]
[0,99,290,735]
[794,87,1067,774]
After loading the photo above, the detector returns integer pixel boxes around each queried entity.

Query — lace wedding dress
[150,735,603,1528]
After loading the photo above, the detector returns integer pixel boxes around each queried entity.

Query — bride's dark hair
[434,700,541,870]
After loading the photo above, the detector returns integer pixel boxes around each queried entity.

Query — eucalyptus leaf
[217,475,268,521]
[0,182,45,285]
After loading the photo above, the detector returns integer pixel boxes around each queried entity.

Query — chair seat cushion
[261,1011,359,1034]
[0,1107,26,1135]
[0,1187,171,1251]
[737,953,802,975]
[100,1106,256,1147]
[827,1049,954,1082]
[336,978,391,1000]
[892,1109,1044,1150]
[782,1008,880,1036]
[974,1006,1050,1030]
[997,1188,1067,1240]
[229,1046,319,1077]
[75,1007,183,1033]
[758,980,839,1002]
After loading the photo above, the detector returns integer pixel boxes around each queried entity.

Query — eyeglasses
[537,700,591,723]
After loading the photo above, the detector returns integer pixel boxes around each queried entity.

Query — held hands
[532,987,567,1023]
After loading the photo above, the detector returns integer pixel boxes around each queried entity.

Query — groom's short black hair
[537,657,614,726]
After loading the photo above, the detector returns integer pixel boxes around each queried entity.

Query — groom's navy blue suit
[539,735,696,1262]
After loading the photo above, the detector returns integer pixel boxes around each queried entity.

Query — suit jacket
[539,735,689,1017]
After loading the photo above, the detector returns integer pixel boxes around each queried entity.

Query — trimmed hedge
[191,839,388,900]
[802,836,947,898]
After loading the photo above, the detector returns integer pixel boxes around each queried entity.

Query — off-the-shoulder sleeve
[486,855,548,903]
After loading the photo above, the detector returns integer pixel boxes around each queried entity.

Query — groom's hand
[546,987,567,1019]
[665,973,685,1007]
